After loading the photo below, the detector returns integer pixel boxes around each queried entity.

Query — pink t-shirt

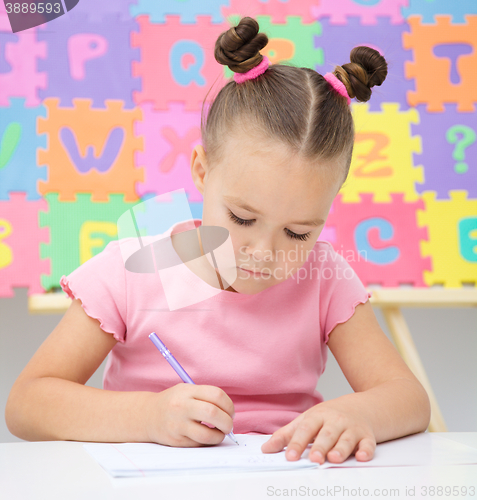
[60,219,372,435]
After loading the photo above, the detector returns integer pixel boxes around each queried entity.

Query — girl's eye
[227,210,312,241]
[285,229,311,242]
[228,210,254,226]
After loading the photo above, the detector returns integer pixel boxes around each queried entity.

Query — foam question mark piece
[446,125,476,174]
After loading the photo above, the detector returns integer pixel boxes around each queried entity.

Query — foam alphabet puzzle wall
[0,0,475,297]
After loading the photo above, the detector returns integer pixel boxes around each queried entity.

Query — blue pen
[149,332,239,445]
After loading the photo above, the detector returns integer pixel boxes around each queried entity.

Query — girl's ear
[196,144,207,165]
[190,145,208,195]
[190,144,207,168]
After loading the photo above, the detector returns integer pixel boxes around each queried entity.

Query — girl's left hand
[261,401,377,464]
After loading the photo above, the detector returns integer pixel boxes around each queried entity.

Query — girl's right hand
[144,383,236,447]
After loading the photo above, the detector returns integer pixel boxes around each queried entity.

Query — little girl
[6,16,430,465]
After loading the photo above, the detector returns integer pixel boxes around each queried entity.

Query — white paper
[83,435,317,477]
[83,432,477,478]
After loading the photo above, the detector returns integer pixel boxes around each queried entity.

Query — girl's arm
[5,298,153,442]
[262,299,431,462]
[325,299,431,442]
[5,298,235,446]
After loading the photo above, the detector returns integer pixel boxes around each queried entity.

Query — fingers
[310,430,376,465]
[176,410,232,447]
[193,399,234,435]
[262,417,324,461]
[165,421,225,448]
[354,437,376,462]
[157,384,235,447]
[261,418,305,454]
[297,420,342,463]
[181,390,235,446]
[261,429,290,454]
[192,384,235,420]
[261,409,376,466]
[310,427,353,464]
[187,420,228,446]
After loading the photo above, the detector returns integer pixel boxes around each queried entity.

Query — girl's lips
[238,266,270,277]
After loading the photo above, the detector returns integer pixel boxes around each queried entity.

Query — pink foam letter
[68,34,108,80]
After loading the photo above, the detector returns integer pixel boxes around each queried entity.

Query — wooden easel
[28,287,477,433]
[366,287,477,432]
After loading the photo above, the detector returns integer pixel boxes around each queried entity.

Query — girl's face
[190,134,343,294]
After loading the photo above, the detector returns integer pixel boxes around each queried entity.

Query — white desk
[1,433,476,500]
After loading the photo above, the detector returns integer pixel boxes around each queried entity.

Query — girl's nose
[246,240,275,263]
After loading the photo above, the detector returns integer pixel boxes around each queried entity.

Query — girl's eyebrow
[223,195,325,227]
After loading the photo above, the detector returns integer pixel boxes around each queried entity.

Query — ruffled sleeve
[319,242,372,344]
[59,240,127,343]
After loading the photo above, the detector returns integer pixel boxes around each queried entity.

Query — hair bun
[335,46,388,103]
[214,16,269,73]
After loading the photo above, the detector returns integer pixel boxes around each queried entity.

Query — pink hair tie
[324,72,351,104]
[234,55,270,84]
